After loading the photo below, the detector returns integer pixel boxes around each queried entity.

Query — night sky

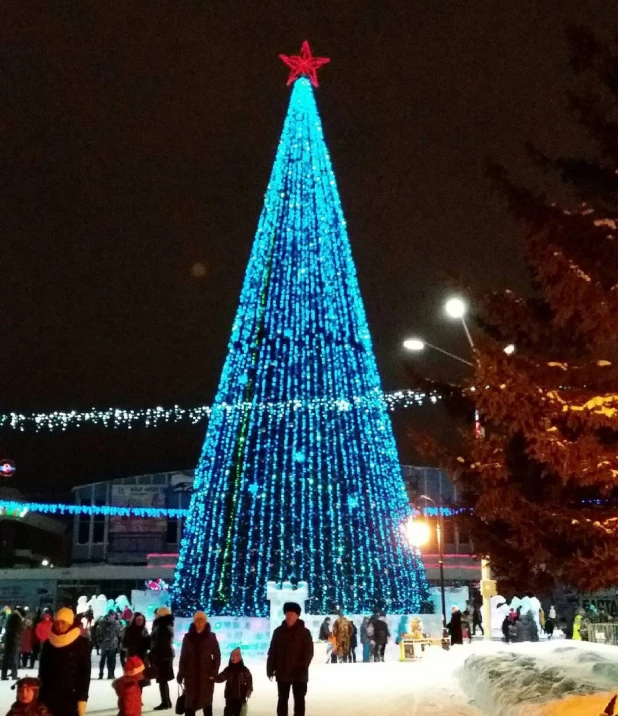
[2,1,615,495]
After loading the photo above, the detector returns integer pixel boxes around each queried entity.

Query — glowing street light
[504,344,515,355]
[444,296,474,348]
[444,297,467,319]
[403,338,473,367]
[41,559,49,567]
[402,338,425,352]
[403,517,432,548]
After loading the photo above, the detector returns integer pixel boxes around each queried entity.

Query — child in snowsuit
[112,656,144,716]
[6,677,51,716]
[215,647,253,716]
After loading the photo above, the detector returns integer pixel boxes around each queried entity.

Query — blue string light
[172,77,428,617]
[0,500,186,518]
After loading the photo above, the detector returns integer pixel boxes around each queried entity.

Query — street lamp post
[404,296,506,638]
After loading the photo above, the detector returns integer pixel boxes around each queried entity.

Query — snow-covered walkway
[3,640,618,715]
[0,644,481,716]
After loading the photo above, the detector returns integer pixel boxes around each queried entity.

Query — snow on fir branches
[410,27,618,593]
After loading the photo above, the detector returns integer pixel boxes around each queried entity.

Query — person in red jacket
[20,618,34,669]
[113,656,144,716]
[34,613,52,644]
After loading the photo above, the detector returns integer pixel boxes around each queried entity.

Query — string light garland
[0,389,438,433]
[0,499,460,520]
[0,500,186,518]
[172,70,429,618]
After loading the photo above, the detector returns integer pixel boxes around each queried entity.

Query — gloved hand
[77,701,87,716]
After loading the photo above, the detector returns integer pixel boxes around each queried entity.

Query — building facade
[0,466,481,611]
[71,470,193,563]
[70,466,480,584]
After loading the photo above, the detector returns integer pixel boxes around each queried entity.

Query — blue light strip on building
[0,500,187,518]
[0,500,461,519]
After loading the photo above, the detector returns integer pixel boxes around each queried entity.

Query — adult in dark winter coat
[122,613,150,660]
[150,607,175,711]
[267,602,314,716]
[472,604,484,637]
[369,612,390,662]
[2,608,25,680]
[177,612,221,716]
[349,622,358,663]
[318,617,335,664]
[39,607,91,716]
[447,607,463,646]
[318,618,331,642]
[501,615,511,643]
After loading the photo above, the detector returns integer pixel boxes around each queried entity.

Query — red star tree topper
[279,41,330,87]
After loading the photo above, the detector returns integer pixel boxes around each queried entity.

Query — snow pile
[460,642,618,715]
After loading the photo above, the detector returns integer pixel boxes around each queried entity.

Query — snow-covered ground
[0,642,481,716]
[2,640,618,715]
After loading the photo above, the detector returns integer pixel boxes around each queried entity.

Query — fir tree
[425,27,618,592]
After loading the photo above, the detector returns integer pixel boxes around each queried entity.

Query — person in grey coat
[177,612,221,716]
[97,611,121,680]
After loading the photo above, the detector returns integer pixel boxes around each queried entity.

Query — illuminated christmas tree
[172,42,428,617]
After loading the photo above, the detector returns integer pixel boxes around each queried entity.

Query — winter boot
[154,682,170,710]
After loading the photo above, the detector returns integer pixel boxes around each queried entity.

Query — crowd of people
[0,595,579,716]
[0,608,53,681]
[318,611,390,662]
[0,601,315,716]
[500,605,556,643]
[445,605,484,646]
